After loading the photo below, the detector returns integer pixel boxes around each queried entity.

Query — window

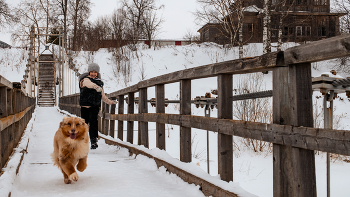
[283,27,293,36]
[296,26,302,36]
[305,26,311,36]
[318,27,327,37]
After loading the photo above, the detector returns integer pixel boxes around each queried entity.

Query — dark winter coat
[79,76,104,107]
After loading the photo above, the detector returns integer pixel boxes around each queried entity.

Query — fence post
[0,87,7,168]
[180,79,191,162]
[139,88,148,148]
[104,103,109,135]
[110,97,116,138]
[273,63,316,197]
[118,95,124,140]
[156,84,165,150]
[217,74,233,182]
[127,92,134,144]
[0,87,7,118]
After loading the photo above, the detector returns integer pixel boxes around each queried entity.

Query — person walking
[79,63,116,149]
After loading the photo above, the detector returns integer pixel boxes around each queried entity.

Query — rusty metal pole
[324,90,334,197]
[205,104,210,174]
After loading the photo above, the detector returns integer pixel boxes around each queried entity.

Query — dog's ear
[60,117,69,127]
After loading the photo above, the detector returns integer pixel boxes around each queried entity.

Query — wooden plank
[156,84,165,150]
[103,103,109,135]
[109,113,350,156]
[0,87,7,118]
[100,135,240,197]
[109,98,116,138]
[101,102,107,135]
[118,95,124,140]
[217,74,233,182]
[127,92,134,144]
[180,80,191,162]
[108,52,283,97]
[139,88,148,148]
[284,33,350,65]
[0,75,13,89]
[272,64,316,197]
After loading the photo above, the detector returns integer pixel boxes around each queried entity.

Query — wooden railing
[0,76,36,170]
[59,34,350,197]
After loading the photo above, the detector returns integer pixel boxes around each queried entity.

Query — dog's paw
[64,178,72,184]
[69,172,79,182]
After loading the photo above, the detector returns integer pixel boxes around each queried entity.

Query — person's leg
[89,106,100,149]
[81,107,90,125]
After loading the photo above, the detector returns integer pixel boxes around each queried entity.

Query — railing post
[0,87,7,118]
[103,102,109,135]
[0,86,7,168]
[180,79,191,162]
[273,63,316,197]
[127,92,134,144]
[156,84,165,150]
[110,97,116,138]
[217,74,233,182]
[118,95,124,140]
[139,88,148,148]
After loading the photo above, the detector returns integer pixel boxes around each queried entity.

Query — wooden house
[197,0,346,45]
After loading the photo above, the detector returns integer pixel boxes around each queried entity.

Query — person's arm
[101,89,116,105]
[81,78,98,89]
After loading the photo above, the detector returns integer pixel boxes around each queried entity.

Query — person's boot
[90,138,98,149]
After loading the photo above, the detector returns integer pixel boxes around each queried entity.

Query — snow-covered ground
[1,42,350,196]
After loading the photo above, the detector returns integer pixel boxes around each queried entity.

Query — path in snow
[10,107,205,197]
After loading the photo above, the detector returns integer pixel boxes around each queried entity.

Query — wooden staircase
[38,54,56,107]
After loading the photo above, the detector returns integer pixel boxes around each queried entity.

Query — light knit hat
[88,63,100,73]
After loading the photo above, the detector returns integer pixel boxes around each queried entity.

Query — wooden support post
[101,102,106,135]
[0,87,7,118]
[156,84,165,150]
[127,92,134,144]
[273,63,316,197]
[139,88,148,148]
[217,74,233,182]
[110,97,116,138]
[118,95,124,140]
[103,103,109,135]
[180,80,191,162]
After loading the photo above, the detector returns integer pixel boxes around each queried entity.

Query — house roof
[0,40,11,48]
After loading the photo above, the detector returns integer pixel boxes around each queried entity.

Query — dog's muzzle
[70,129,76,139]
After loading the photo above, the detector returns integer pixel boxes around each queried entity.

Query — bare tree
[0,0,16,28]
[233,73,272,152]
[69,0,91,50]
[122,0,163,48]
[143,5,164,48]
[195,0,245,58]
[183,29,200,43]
[263,0,271,54]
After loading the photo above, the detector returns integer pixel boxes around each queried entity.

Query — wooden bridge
[1,34,350,197]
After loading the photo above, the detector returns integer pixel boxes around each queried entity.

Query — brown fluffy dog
[51,117,89,184]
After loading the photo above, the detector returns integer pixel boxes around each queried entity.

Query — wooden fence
[0,76,36,170]
[59,34,350,197]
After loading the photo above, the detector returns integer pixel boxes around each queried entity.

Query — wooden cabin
[197,0,346,45]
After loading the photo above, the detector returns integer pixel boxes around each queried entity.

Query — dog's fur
[51,117,89,184]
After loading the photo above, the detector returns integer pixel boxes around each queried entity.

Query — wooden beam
[139,88,148,148]
[217,74,233,182]
[108,52,283,98]
[180,80,191,162]
[118,95,124,140]
[109,99,116,138]
[108,113,350,156]
[127,92,134,144]
[284,33,350,65]
[273,64,316,197]
[156,84,165,150]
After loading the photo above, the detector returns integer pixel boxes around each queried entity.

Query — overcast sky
[0,0,200,45]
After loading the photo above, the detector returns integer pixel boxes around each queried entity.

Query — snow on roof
[243,5,263,13]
